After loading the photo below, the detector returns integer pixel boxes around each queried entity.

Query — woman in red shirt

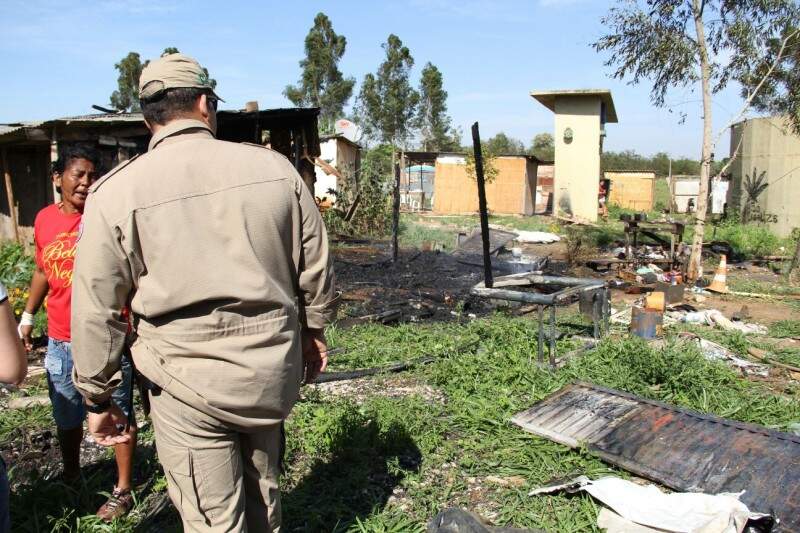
[19,146,137,522]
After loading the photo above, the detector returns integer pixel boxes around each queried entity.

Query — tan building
[433,155,539,215]
[604,170,655,211]
[531,89,618,222]
[729,116,800,237]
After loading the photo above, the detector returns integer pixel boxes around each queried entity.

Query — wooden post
[1,148,20,243]
[392,160,401,263]
[50,127,60,203]
[471,122,493,288]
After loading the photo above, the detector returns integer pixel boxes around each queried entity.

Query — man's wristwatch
[85,399,112,414]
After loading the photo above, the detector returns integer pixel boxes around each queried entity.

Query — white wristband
[19,311,35,327]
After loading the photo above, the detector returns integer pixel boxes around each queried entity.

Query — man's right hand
[18,324,33,352]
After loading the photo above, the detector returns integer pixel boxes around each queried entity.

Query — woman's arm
[0,286,26,385]
[19,266,48,351]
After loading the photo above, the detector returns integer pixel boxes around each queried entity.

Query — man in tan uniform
[70,53,338,532]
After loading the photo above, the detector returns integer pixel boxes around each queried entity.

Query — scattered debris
[454,228,517,257]
[471,273,609,365]
[8,395,50,410]
[678,333,769,376]
[427,508,540,533]
[512,382,800,530]
[630,307,663,339]
[529,475,770,533]
[747,347,800,374]
[313,356,435,384]
[512,230,560,244]
[671,309,767,335]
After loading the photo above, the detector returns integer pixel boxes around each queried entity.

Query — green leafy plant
[742,167,769,223]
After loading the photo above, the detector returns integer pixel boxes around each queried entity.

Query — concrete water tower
[531,89,618,222]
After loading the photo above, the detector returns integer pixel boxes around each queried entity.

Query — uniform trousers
[150,388,283,532]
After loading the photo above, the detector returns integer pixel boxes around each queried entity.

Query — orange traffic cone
[707,254,728,293]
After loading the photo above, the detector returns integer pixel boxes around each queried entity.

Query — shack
[668,175,729,215]
[313,133,361,204]
[603,170,656,211]
[433,154,540,215]
[399,151,464,211]
[0,107,320,243]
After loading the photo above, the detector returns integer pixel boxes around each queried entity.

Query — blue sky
[0,0,749,158]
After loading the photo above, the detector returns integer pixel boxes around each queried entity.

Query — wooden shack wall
[605,171,655,211]
[0,145,51,244]
[433,157,532,215]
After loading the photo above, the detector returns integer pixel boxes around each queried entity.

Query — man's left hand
[87,404,131,446]
[302,328,328,383]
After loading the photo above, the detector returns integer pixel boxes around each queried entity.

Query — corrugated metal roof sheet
[0,108,322,143]
[513,382,800,531]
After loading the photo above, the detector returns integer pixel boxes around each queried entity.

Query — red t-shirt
[34,204,81,341]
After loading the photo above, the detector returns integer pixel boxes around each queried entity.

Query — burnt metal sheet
[513,382,800,531]
[453,228,517,257]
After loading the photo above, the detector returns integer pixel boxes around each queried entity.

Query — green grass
[6,313,799,531]
[709,222,793,258]
[769,320,800,339]
[654,178,670,212]
[284,315,800,531]
[398,219,457,250]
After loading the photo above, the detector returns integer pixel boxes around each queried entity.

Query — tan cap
[138,53,222,101]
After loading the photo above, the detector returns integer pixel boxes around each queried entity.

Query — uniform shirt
[34,204,82,341]
[70,119,338,427]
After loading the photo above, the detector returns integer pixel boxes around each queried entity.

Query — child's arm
[18,266,48,351]
[0,284,27,385]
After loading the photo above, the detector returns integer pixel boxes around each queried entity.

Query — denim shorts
[45,338,134,430]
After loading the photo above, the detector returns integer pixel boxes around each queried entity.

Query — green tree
[416,62,455,151]
[741,25,800,135]
[110,52,144,112]
[162,47,180,55]
[484,132,525,156]
[530,132,554,160]
[594,0,800,281]
[284,12,355,131]
[357,34,420,155]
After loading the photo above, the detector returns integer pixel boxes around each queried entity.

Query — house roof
[530,89,618,123]
[604,169,656,175]
[0,108,321,145]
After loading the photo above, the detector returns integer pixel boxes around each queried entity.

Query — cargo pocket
[156,442,206,524]
[192,444,241,522]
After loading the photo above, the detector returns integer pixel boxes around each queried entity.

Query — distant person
[0,281,27,532]
[598,180,609,219]
[18,147,137,522]
[70,53,337,532]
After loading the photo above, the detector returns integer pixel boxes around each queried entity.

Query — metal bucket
[630,307,663,339]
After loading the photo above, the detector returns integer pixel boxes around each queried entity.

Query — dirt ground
[334,239,798,328]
